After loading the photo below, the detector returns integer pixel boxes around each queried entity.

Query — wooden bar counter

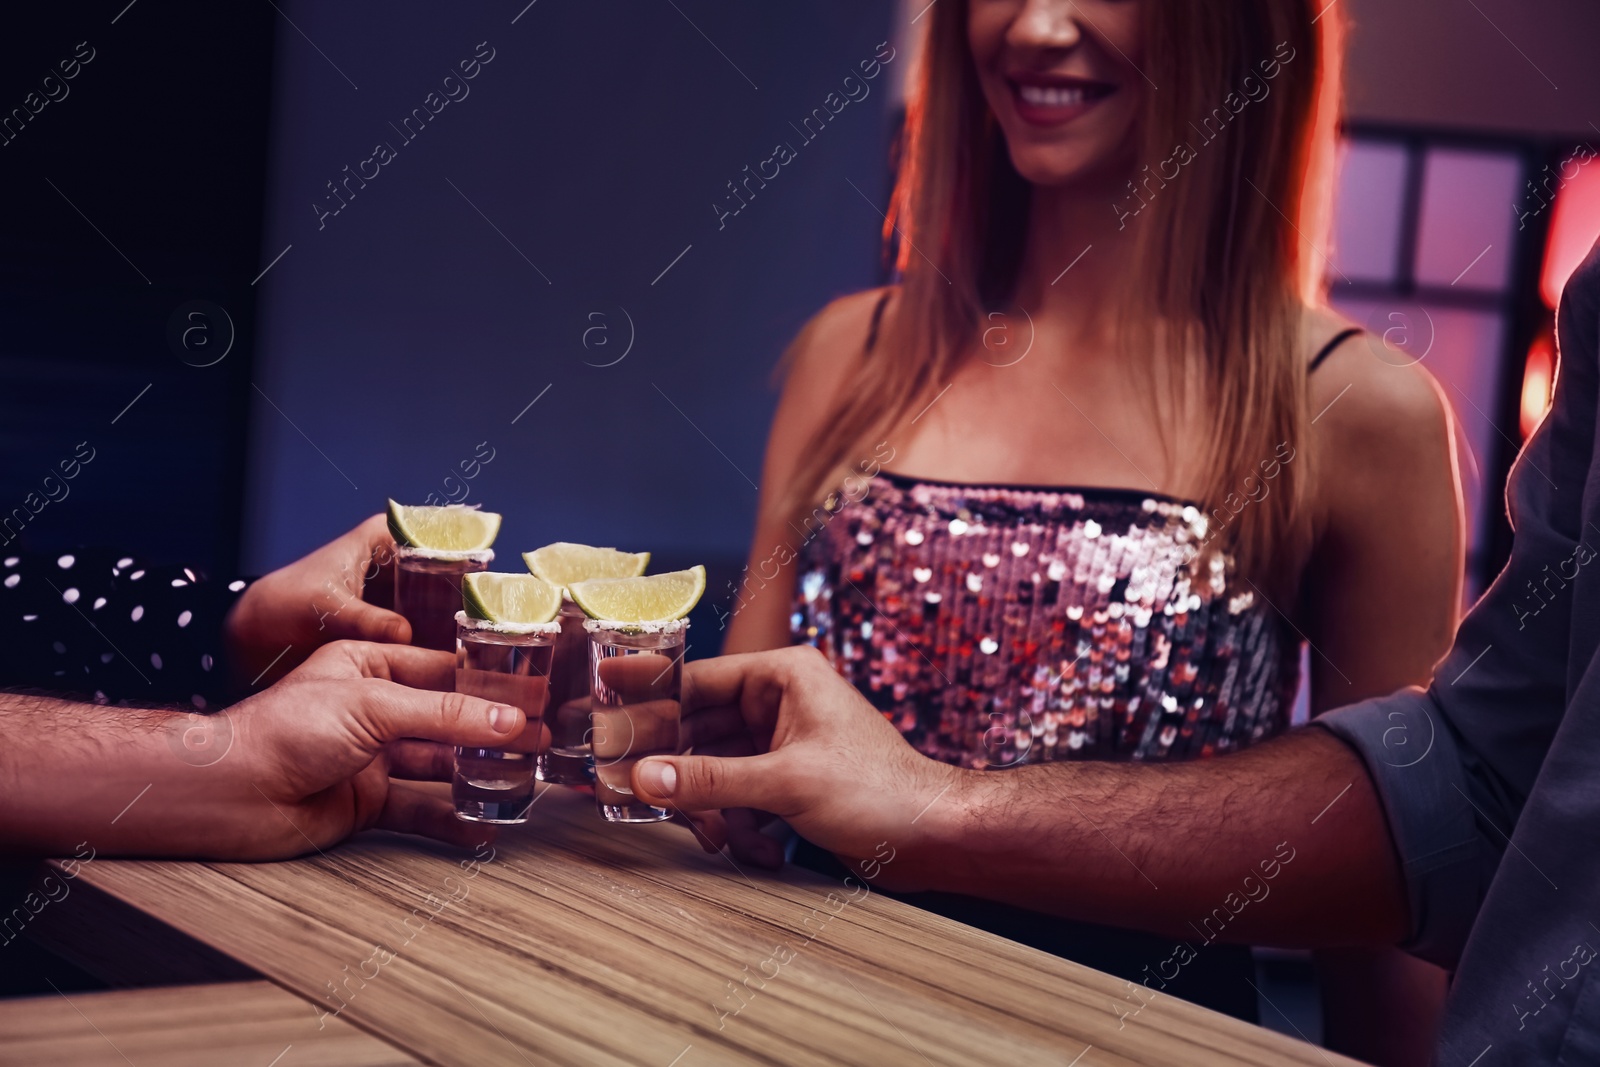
[35,785,1357,1066]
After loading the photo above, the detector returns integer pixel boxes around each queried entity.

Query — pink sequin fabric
[791,473,1301,766]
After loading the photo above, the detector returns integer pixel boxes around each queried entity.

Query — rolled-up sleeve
[1317,689,1489,966]
[1313,239,1600,968]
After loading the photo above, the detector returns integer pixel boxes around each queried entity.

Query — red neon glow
[1521,329,1556,439]
[1541,148,1600,309]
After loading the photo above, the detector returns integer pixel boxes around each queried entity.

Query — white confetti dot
[3,557,17,567]
[201,654,214,672]
[116,557,134,569]
[979,637,1000,655]
[191,694,207,710]
[62,588,80,604]
[130,570,145,581]
[151,653,163,670]
[52,642,66,654]
[57,554,75,569]
[131,605,144,622]
[228,580,247,592]
[904,529,925,546]
[101,653,114,664]
[171,578,188,588]
[1082,520,1102,539]
[3,574,17,589]
[93,597,106,610]
[177,610,192,628]
[21,614,37,622]
[183,568,197,582]
[948,518,969,536]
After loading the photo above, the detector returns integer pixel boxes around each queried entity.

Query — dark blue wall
[0,2,276,575]
[244,1,898,620]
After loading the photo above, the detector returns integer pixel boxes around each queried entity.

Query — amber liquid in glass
[395,551,490,652]
[537,602,595,785]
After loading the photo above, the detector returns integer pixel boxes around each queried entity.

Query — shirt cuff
[1312,689,1490,968]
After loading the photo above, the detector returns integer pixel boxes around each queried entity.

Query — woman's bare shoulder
[764,286,895,477]
[776,285,895,419]
[1299,305,1456,523]
[785,285,895,383]
[1300,305,1449,451]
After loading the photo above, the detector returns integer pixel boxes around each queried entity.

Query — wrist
[908,765,999,894]
[105,707,273,858]
[846,763,987,894]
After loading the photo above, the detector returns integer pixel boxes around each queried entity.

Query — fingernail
[489,705,517,734]
[638,760,676,797]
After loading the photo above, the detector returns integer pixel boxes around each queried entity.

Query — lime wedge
[387,500,501,553]
[523,542,650,588]
[569,566,706,623]
[462,572,561,625]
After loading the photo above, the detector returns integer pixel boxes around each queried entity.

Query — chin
[1005,144,1122,190]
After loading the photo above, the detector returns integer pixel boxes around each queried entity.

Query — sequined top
[790,474,1301,766]
[0,547,250,709]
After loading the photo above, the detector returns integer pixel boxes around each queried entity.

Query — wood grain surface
[49,785,1360,1067]
[0,980,418,1066]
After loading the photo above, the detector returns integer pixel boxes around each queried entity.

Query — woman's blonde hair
[779,0,1345,597]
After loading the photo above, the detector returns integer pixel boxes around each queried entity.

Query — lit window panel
[1413,148,1522,292]
[1330,139,1409,285]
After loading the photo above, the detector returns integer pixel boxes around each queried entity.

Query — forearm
[0,692,242,857]
[922,727,1408,948]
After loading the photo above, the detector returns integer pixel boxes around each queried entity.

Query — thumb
[326,598,411,645]
[355,680,525,749]
[632,752,791,813]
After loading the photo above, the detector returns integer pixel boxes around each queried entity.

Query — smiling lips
[1009,76,1116,126]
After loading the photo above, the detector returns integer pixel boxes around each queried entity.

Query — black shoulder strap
[863,289,892,355]
[1310,326,1362,373]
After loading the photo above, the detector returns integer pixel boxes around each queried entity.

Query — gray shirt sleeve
[1314,243,1600,969]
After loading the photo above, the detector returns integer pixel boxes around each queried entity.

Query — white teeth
[1018,84,1087,107]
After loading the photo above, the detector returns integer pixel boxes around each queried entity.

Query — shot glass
[394,547,493,652]
[452,613,558,824]
[536,599,596,786]
[586,618,688,823]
